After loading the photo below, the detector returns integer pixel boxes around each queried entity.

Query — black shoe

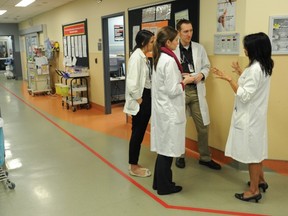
[153,182,175,190]
[247,181,269,193]
[175,158,185,168]
[157,186,182,195]
[199,160,221,170]
[235,193,262,203]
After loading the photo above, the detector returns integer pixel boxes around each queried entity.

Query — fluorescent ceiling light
[0,10,7,15]
[15,0,36,7]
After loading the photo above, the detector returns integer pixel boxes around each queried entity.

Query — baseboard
[127,116,288,175]
[90,102,105,113]
[185,138,288,176]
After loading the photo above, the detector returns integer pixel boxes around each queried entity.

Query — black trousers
[128,88,151,165]
[153,154,174,193]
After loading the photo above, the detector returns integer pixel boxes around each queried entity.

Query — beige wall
[18,0,288,160]
[199,0,288,160]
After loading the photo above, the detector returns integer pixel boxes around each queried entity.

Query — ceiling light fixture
[0,10,7,15]
[15,0,36,7]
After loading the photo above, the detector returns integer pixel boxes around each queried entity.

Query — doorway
[102,12,126,114]
[0,35,14,78]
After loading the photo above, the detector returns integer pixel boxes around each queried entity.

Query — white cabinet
[27,61,51,96]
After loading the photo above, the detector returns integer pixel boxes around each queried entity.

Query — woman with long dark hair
[212,32,274,202]
[123,29,154,177]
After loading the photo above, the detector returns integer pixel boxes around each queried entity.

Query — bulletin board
[62,19,89,67]
[128,0,200,52]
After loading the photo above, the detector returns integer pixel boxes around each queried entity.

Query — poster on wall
[217,0,236,32]
[142,20,168,57]
[114,25,124,41]
[175,9,189,27]
[156,4,171,21]
[142,7,156,23]
[141,20,168,35]
[269,16,288,55]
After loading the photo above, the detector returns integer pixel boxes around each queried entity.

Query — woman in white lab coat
[123,29,154,177]
[212,32,274,202]
[151,26,194,195]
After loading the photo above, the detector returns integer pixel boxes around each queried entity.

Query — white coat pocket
[170,105,186,124]
[168,93,186,124]
[233,110,247,130]
[124,99,139,115]
[174,106,186,124]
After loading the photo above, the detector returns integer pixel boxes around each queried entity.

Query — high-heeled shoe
[247,181,269,192]
[235,193,262,203]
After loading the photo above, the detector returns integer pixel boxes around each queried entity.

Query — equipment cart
[4,58,15,79]
[55,69,90,112]
[27,57,51,96]
[0,111,16,190]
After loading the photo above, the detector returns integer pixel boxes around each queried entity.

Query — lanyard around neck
[146,58,152,81]
[180,44,194,68]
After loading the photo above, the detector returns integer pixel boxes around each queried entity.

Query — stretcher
[0,114,15,190]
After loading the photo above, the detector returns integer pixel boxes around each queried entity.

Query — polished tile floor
[0,74,287,216]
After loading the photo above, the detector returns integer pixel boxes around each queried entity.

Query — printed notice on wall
[214,33,240,55]
[82,35,87,57]
[132,26,140,50]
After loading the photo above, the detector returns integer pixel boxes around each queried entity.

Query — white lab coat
[174,41,211,125]
[225,61,270,163]
[123,48,149,115]
[151,53,186,157]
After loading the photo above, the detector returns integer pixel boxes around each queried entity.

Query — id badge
[188,64,194,73]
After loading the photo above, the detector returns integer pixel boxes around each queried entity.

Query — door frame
[101,12,126,114]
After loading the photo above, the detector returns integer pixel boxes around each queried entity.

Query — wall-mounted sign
[214,33,240,55]
[63,23,85,36]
